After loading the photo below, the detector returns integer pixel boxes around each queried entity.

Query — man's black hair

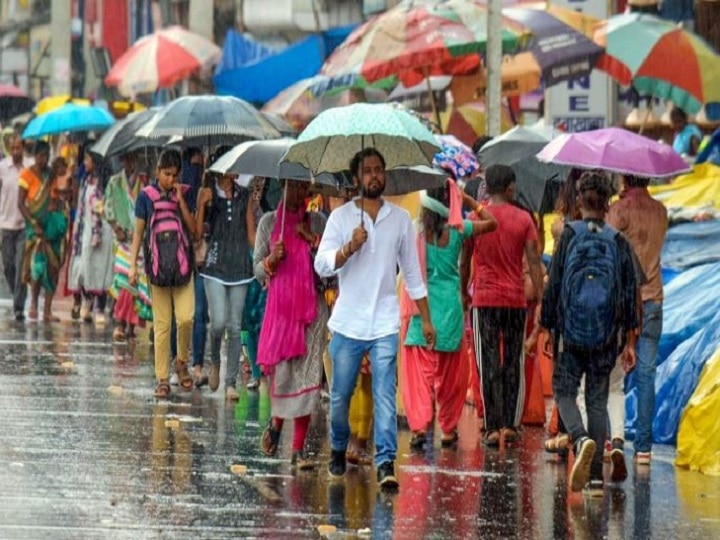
[349,148,386,179]
[485,164,516,195]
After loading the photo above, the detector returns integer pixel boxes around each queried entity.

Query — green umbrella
[281,103,440,185]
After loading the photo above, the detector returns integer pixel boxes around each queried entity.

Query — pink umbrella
[536,127,691,179]
[0,84,27,98]
[105,26,221,98]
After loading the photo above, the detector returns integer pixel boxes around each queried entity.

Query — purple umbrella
[536,127,691,179]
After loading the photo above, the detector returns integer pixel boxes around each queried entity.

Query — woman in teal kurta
[400,181,496,450]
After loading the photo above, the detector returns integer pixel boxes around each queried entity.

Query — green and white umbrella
[281,103,441,195]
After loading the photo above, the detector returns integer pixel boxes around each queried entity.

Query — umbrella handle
[279,180,288,241]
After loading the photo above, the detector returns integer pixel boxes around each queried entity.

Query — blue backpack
[560,221,621,350]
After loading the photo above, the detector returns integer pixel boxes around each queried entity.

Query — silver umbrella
[135,95,281,147]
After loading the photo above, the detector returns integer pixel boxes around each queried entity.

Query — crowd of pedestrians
[0,130,668,497]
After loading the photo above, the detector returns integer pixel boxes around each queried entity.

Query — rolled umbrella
[105,26,222,98]
[90,107,164,158]
[594,13,720,117]
[22,103,116,139]
[135,95,281,147]
[536,127,691,179]
[478,126,565,213]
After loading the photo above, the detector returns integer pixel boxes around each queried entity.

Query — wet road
[0,310,719,539]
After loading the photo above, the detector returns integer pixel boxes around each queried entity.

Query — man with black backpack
[539,172,638,497]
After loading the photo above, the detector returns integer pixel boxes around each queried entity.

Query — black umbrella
[477,126,566,213]
[89,107,165,158]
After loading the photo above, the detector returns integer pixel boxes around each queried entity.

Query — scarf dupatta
[257,204,318,370]
[73,174,104,256]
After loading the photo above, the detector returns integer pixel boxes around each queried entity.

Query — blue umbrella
[22,103,116,139]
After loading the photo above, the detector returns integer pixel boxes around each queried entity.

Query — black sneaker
[377,461,398,490]
[609,439,627,483]
[328,449,346,479]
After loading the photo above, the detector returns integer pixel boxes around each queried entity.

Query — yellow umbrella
[34,95,91,115]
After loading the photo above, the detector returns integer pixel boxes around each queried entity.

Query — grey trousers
[1,228,27,315]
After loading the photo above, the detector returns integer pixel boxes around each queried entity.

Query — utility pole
[485,0,502,137]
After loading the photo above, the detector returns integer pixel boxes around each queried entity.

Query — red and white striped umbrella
[105,26,221,98]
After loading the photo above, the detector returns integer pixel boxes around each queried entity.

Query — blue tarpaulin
[653,308,720,444]
[661,220,720,271]
[213,25,357,105]
[214,31,275,73]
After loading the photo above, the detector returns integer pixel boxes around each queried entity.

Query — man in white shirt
[0,134,31,320]
[315,148,436,490]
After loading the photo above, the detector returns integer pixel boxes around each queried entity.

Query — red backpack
[143,185,193,287]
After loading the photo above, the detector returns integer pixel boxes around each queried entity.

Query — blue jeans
[329,332,399,467]
[635,301,663,453]
[171,274,208,366]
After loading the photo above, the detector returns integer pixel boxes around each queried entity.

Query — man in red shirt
[470,164,543,446]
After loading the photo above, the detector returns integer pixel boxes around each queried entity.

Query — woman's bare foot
[28,306,39,320]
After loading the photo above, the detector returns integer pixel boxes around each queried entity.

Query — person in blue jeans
[315,148,436,490]
[607,174,668,467]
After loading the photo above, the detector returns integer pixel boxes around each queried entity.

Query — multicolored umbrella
[22,103,115,139]
[281,103,441,191]
[536,127,691,179]
[439,102,513,147]
[105,26,221,98]
[262,75,387,131]
[321,0,525,87]
[503,2,603,87]
[433,134,479,180]
[594,13,720,116]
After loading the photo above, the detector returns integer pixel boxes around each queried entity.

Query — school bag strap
[566,220,618,242]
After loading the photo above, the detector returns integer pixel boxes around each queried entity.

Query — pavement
[0,304,719,539]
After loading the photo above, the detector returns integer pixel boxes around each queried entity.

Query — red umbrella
[105,26,221,98]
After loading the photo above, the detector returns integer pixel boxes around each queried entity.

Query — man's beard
[361,182,385,199]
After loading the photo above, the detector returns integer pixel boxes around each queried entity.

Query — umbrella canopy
[211,138,446,197]
[89,108,164,158]
[433,134,479,180]
[135,95,280,147]
[260,112,298,137]
[503,3,602,87]
[322,0,525,87]
[34,95,91,115]
[478,126,565,213]
[281,103,440,178]
[105,26,222,98]
[0,84,34,123]
[262,75,388,131]
[594,13,720,116]
[22,103,116,139]
[536,127,691,179]
[439,102,513,147]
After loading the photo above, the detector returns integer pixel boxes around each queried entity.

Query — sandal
[503,428,521,446]
[112,326,127,343]
[441,430,459,448]
[175,359,193,391]
[70,304,80,320]
[260,420,281,457]
[409,431,426,451]
[154,381,171,399]
[483,430,501,448]
[544,433,571,454]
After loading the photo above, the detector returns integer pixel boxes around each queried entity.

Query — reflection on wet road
[0,320,718,539]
